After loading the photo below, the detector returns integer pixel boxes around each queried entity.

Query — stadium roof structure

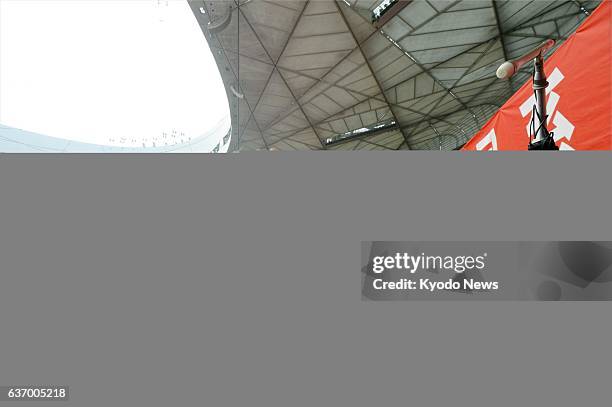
[190,0,600,151]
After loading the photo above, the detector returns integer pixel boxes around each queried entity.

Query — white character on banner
[476,128,498,151]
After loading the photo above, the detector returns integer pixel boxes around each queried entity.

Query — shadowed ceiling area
[190,0,599,150]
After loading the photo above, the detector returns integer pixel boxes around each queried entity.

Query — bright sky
[0,0,230,147]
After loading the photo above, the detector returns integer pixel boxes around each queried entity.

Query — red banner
[463,1,611,150]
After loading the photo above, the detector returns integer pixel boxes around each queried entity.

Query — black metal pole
[527,54,559,150]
